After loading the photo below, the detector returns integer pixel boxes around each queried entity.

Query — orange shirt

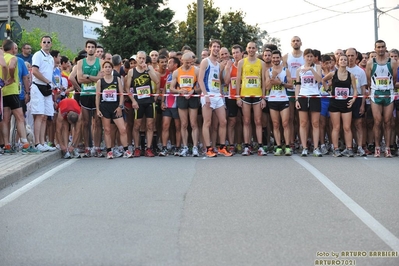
[176,66,197,92]
[229,64,238,99]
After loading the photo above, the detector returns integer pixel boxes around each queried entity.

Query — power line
[303,0,371,14]
[258,0,361,25]
[267,4,371,35]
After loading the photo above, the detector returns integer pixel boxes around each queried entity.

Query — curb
[0,151,62,190]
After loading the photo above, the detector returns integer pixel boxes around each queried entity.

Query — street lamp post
[374,0,399,42]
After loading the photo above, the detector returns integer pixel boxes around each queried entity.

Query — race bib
[376,77,389,90]
[272,85,283,91]
[136,85,151,99]
[179,75,194,89]
[335,87,349,100]
[212,79,220,89]
[165,82,171,93]
[102,89,117,102]
[81,82,96,91]
[246,76,260,88]
[230,78,237,89]
[302,76,314,84]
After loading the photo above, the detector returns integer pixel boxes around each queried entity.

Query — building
[13,11,103,52]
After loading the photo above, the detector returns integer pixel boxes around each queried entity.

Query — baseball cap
[129,55,136,61]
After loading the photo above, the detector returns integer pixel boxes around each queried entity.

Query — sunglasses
[42,41,51,44]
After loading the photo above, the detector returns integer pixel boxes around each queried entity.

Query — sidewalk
[0,150,62,190]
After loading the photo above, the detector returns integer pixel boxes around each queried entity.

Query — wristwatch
[119,104,124,109]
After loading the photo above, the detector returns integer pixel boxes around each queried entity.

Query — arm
[198,59,210,104]
[235,59,244,104]
[224,61,233,85]
[124,69,138,109]
[169,70,180,94]
[147,65,159,85]
[321,72,334,92]
[285,69,293,89]
[95,79,102,116]
[282,54,288,68]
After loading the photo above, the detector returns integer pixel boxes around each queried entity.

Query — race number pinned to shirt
[82,82,96,91]
[375,77,389,90]
[165,81,171,94]
[302,75,314,84]
[212,79,220,89]
[136,85,151,99]
[230,77,237,90]
[102,89,117,102]
[335,87,349,100]
[272,85,283,91]
[179,75,194,89]
[246,76,260,88]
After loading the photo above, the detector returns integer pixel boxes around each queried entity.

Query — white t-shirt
[32,49,54,85]
[347,65,367,95]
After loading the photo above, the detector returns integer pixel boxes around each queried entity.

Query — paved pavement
[0,150,62,190]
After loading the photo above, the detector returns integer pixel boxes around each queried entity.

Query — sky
[90,0,399,54]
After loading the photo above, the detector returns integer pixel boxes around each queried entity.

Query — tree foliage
[174,0,220,52]
[95,0,175,59]
[174,0,280,54]
[18,0,110,20]
[17,28,76,61]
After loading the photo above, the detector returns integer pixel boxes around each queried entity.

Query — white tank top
[299,65,319,96]
[204,58,221,94]
[287,52,304,79]
[268,67,288,102]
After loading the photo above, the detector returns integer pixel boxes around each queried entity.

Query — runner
[295,48,323,157]
[366,40,398,158]
[236,41,267,156]
[283,36,305,152]
[322,54,358,157]
[125,51,159,157]
[76,40,104,157]
[95,61,132,159]
[159,57,181,156]
[265,50,293,156]
[199,39,232,157]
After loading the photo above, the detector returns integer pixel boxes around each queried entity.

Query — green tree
[95,0,175,58]
[17,28,76,61]
[174,1,280,55]
[174,0,221,52]
[18,0,111,19]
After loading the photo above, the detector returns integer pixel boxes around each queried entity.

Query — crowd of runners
[0,35,398,159]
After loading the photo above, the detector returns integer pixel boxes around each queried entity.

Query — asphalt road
[0,155,398,266]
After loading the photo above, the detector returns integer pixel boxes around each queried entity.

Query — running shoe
[274,147,283,156]
[113,147,123,158]
[158,148,168,157]
[320,144,328,155]
[301,148,308,157]
[22,144,40,154]
[357,146,366,157]
[218,147,233,157]
[123,150,133,158]
[64,151,72,159]
[206,147,217,157]
[43,143,56,152]
[333,149,342,157]
[35,144,49,152]
[107,151,113,159]
[97,148,105,157]
[228,145,235,155]
[134,148,141,157]
[145,148,155,157]
[83,148,91,158]
[192,146,199,157]
[341,149,354,157]
[179,146,189,157]
[255,146,266,156]
[241,147,250,156]
[313,148,323,157]
[73,148,81,158]
[385,148,392,158]
[236,143,242,154]
[374,147,381,158]
[284,147,292,156]
[364,147,372,155]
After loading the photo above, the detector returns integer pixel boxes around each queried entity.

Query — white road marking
[292,156,399,252]
[0,159,77,208]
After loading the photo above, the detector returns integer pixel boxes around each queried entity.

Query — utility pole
[374,0,378,42]
[196,0,204,58]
